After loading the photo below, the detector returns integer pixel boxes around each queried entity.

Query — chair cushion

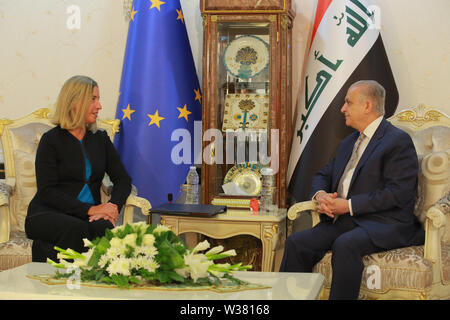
[0,231,32,271]
[313,246,433,292]
[10,151,36,232]
[9,123,52,232]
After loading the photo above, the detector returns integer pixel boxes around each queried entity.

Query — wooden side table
[159,209,286,272]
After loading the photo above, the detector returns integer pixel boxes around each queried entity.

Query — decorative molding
[281,14,290,29]
[100,119,121,135]
[263,223,278,240]
[0,119,12,136]
[32,108,51,119]
[393,104,447,128]
[201,14,208,28]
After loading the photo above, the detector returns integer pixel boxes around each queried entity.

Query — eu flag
[114,0,202,208]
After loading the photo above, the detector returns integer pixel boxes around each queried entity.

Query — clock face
[222,93,269,131]
[223,35,269,79]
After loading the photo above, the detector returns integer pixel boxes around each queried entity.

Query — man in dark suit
[280,80,424,300]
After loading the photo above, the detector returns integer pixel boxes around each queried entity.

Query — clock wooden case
[200,0,295,209]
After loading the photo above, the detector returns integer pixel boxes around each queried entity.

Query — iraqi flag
[287,0,399,204]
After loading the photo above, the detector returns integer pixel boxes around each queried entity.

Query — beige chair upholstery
[287,105,450,299]
[0,108,151,271]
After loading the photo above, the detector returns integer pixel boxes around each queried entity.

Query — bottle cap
[190,166,196,169]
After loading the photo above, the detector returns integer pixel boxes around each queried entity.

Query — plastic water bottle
[259,168,276,213]
[185,166,200,204]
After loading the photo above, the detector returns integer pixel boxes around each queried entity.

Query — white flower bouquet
[47,222,252,289]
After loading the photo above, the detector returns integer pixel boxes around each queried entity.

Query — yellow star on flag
[122,104,135,121]
[177,104,192,122]
[194,88,202,103]
[176,9,184,23]
[147,110,165,128]
[130,7,138,21]
[149,0,165,12]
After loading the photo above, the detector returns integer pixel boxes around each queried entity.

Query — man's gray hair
[350,80,386,115]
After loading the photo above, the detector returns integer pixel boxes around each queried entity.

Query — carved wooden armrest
[125,194,151,216]
[424,193,449,262]
[287,200,321,227]
[421,151,449,183]
[123,194,151,225]
[426,193,449,227]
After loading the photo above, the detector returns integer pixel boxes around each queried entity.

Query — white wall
[0,0,449,120]
[0,0,129,119]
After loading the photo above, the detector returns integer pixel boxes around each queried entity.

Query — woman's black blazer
[27,126,132,220]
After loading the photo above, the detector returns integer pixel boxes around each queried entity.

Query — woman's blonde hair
[52,75,98,132]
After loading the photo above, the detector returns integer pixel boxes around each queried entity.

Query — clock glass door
[212,21,271,201]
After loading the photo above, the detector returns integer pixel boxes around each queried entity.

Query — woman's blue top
[77,140,95,205]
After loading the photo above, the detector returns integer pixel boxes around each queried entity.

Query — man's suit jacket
[310,118,424,249]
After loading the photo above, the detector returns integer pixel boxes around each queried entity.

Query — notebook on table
[149,203,226,217]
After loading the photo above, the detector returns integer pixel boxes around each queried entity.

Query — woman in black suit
[25,75,131,262]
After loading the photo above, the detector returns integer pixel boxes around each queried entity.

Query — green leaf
[122,224,133,237]
[54,270,71,279]
[144,225,156,234]
[206,253,232,261]
[46,258,66,269]
[156,239,184,270]
[104,228,114,241]
[138,269,156,281]
[156,271,170,283]
[223,273,244,285]
[95,270,105,281]
[111,274,129,289]
[125,244,135,258]
[175,245,187,256]
[231,263,252,271]
[91,237,101,246]
[129,276,141,285]
[195,277,213,286]
[136,234,142,246]
[208,274,221,286]
[99,276,115,285]
[88,237,110,267]
[97,237,111,254]
[168,271,185,283]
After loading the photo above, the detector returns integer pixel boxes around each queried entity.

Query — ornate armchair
[287,105,450,299]
[0,108,151,271]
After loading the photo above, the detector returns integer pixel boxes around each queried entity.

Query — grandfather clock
[200,0,295,209]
